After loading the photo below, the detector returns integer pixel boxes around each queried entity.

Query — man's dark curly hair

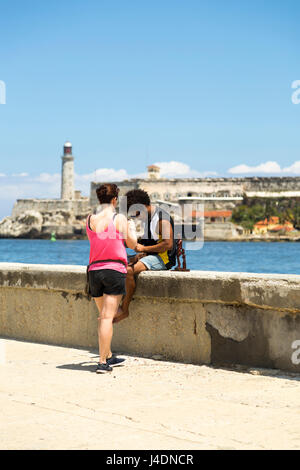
[125,189,151,211]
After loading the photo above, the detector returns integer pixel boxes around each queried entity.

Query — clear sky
[0,0,300,218]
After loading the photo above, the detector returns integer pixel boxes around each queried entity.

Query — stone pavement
[1,338,300,450]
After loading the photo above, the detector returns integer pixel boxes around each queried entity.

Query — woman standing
[86,183,137,373]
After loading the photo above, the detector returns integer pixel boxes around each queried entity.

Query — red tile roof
[254,216,280,227]
[254,217,294,231]
[147,165,160,170]
[204,210,232,218]
[192,210,232,218]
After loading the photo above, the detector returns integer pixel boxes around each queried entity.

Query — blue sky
[0,0,300,218]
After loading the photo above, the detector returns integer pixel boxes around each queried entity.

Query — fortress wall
[1,263,300,372]
[139,180,244,200]
[139,177,300,199]
[244,177,300,192]
[12,199,90,218]
[90,177,300,209]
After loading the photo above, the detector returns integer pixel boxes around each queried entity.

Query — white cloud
[11,172,29,177]
[282,161,300,174]
[228,161,282,175]
[228,160,300,175]
[0,184,25,199]
[155,161,192,177]
[0,173,61,205]
[76,168,130,183]
[0,173,6,177]
[76,161,216,184]
[34,172,61,183]
[74,169,131,196]
[153,161,217,178]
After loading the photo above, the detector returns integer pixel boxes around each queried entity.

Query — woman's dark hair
[96,183,119,204]
[125,189,151,210]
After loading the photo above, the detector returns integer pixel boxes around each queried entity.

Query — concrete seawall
[1,262,300,372]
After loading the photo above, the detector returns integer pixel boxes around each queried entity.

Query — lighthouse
[61,141,75,199]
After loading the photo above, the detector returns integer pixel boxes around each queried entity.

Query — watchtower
[61,141,75,199]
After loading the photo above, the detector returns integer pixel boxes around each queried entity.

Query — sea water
[0,239,300,275]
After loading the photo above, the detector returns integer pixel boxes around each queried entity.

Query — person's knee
[133,261,147,275]
[99,310,114,321]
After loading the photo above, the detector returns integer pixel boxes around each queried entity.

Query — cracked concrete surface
[1,338,300,450]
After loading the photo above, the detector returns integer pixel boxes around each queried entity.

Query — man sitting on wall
[113,189,176,323]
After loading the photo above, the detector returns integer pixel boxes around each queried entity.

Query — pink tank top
[86,214,128,274]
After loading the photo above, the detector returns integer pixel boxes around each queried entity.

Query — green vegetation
[231,204,265,231]
[231,195,300,231]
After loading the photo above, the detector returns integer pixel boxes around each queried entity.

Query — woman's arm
[116,214,138,250]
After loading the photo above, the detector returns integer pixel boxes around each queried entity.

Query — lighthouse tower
[61,141,75,200]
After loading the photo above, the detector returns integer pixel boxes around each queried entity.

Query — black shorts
[88,269,126,298]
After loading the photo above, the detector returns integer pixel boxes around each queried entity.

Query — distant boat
[50,232,56,242]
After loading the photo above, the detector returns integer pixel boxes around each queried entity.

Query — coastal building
[253,217,294,235]
[147,164,161,180]
[190,210,232,224]
[203,210,233,223]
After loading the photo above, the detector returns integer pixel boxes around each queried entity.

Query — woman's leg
[98,294,123,363]
[94,297,105,359]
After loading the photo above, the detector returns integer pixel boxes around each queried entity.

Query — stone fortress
[91,166,300,209]
[1,141,300,239]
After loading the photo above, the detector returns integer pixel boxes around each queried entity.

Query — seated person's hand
[135,243,146,253]
[128,253,147,266]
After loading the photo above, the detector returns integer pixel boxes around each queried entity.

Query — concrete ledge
[1,262,300,372]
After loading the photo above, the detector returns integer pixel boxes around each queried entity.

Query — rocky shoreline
[1,210,299,242]
[205,236,300,242]
[0,210,87,240]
